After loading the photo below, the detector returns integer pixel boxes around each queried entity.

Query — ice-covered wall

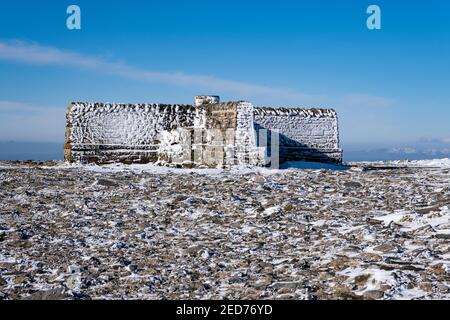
[64,97,342,166]
[253,107,342,163]
[65,102,196,163]
[235,102,267,165]
[64,100,265,166]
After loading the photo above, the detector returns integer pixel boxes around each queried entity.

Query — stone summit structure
[64,96,342,167]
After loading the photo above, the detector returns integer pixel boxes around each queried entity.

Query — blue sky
[0,0,449,152]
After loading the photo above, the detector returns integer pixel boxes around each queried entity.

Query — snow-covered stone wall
[253,107,342,163]
[198,101,266,167]
[65,102,196,163]
[64,97,342,166]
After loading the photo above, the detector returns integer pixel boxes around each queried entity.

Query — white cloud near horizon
[0,39,399,108]
[340,93,396,108]
[0,39,403,143]
[0,39,323,104]
[0,100,65,142]
[0,100,61,113]
[418,136,450,144]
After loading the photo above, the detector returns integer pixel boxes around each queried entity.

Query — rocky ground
[0,160,449,300]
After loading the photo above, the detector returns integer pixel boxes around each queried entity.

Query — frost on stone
[64,97,343,167]
[0,160,449,299]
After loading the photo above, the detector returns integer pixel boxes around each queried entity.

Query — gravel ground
[0,161,449,300]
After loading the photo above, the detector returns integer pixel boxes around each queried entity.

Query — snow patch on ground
[339,266,396,291]
[39,161,349,175]
[3,158,450,173]
[352,158,450,168]
[374,206,450,235]
[395,158,450,168]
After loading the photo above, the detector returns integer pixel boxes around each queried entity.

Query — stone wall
[64,97,342,167]
[253,107,342,163]
[156,101,240,168]
[64,102,196,164]
[65,100,266,167]
[199,101,266,167]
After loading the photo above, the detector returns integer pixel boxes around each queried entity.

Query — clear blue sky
[0,0,449,151]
